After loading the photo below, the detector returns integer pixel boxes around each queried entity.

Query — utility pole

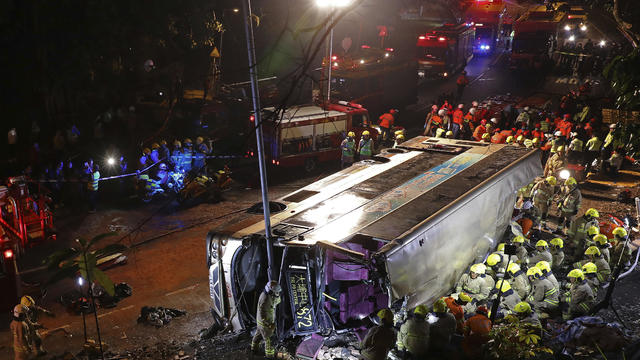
[242,0,275,281]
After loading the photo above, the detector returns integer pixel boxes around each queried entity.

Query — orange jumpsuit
[462,314,492,357]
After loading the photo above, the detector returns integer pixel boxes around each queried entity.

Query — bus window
[352,114,370,127]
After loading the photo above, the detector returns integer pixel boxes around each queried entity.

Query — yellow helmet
[593,234,608,246]
[347,131,355,138]
[173,140,182,148]
[497,243,505,252]
[433,299,447,313]
[586,226,600,237]
[514,302,532,314]
[532,137,540,144]
[151,142,160,150]
[414,304,429,317]
[512,235,525,244]
[396,134,405,140]
[377,308,393,323]
[546,176,557,186]
[486,253,502,267]
[535,240,548,248]
[196,136,204,144]
[567,269,585,281]
[143,147,151,155]
[506,136,514,144]
[482,133,491,140]
[585,208,600,218]
[526,267,543,278]
[160,140,168,146]
[524,139,533,148]
[394,129,405,136]
[612,227,628,238]
[362,130,370,136]
[20,295,35,308]
[585,246,601,256]
[564,177,577,186]
[458,293,472,303]
[470,263,486,275]
[516,135,524,142]
[184,138,193,144]
[495,279,512,292]
[581,262,598,274]
[550,237,564,248]
[507,263,521,274]
[536,261,551,273]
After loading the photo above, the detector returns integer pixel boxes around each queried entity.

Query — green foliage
[487,319,554,360]
[603,48,640,110]
[44,232,126,296]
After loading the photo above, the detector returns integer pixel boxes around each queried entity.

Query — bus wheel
[304,158,317,173]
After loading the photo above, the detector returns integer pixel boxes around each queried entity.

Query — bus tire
[304,158,317,173]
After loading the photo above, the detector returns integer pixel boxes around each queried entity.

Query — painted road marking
[97,304,134,319]
[165,283,199,297]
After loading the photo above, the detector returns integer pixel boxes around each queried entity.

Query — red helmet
[563,114,570,119]
[481,119,487,125]
[390,109,397,114]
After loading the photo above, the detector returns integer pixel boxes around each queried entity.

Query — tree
[603,48,640,110]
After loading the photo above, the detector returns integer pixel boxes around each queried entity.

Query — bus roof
[263,105,345,124]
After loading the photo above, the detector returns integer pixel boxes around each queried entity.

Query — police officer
[341,132,356,168]
[361,309,396,360]
[505,263,531,299]
[563,269,595,320]
[556,177,582,235]
[251,281,281,359]
[397,305,430,358]
[358,131,373,160]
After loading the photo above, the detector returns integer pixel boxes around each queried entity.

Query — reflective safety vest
[341,139,355,159]
[88,171,100,191]
[586,137,603,152]
[540,120,551,132]
[570,138,584,152]
[435,128,445,138]
[359,138,372,157]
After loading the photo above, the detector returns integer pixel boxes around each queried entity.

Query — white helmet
[490,117,498,124]
[554,131,562,137]
[438,109,446,116]
[472,101,479,107]
[524,106,530,112]
[265,280,282,295]
[458,104,464,109]
[469,108,476,115]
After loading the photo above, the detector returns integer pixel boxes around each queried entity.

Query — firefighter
[505,263,531,300]
[159,140,171,163]
[341,132,356,168]
[556,177,582,235]
[581,262,600,296]
[171,140,182,170]
[585,133,603,173]
[611,227,633,267]
[550,238,565,270]
[567,208,600,252]
[544,146,566,177]
[455,264,488,303]
[251,280,281,359]
[139,148,151,169]
[424,105,439,136]
[378,109,396,141]
[511,236,529,265]
[456,70,469,100]
[358,131,373,160]
[516,107,531,128]
[193,136,209,173]
[452,104,464,138]
[485,253,506,280]
[536,261,559,291]
[527,267,559,313]
[87,164,100,213]
[563,269,595,320]
[593,234,611,263]
[496,243,518,266]
[492,279,522,316]
[514,302,542,333]
[150,143,161,163]
[435,127,446,138]
[360,309,396,360]
[574,246,611,283]
[393,134,405,148]
[182,138,193,172]
[429,299,457,353]
[462,306,492,358]
[445,130,454,139]
[531,176,557,229]
[604,150,623,177]
[11,305,31,360]
[444,293,470,334]
[155,163,169,187]
[21,295,52,356]
[473,119,487,141]
[481,132,491,143]
[506,135,515,144]
[568,132,584,163]
[397,305,430,358]
[529,240,553,267]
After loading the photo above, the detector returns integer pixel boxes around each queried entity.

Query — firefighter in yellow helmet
[511,235,529,265]
[567,208,600,254]
[341,132,356,168]
[585,225,601,247]
[251,281,281,359]
[485,253,506,280]
[171,140,183,169]
[359,130,373,160]
[611,226,633,267]
[593,234,611,263]
[531,176,557,229]
[20,295,53,356]
[393,134,405,148]
[549,237,565,270]
[581,262,600,295]
[506,135,515,144]
[11,304,31,360]
[492,279,522,316]
[529,240,553,267]
[526,267,559,313]
[481,132,491,143]
[544,145,566,177]
[361,309,396,360]
[514,302,541,333]
[556,177,582,235]
[429,299,457,353]
[536,261,559,292]
[563,269,595,320]
[505,263,531,299]
[397,305,430,357]
[574,246,611,283]
[456,264,489,304]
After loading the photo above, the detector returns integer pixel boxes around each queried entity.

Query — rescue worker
[358,131,373,160]
[529,240,553,267]
[378,109,395,141]
[181,138,193,172]
[473,119,488,141]
[424,105,440,136]
[563,269,595,320]
[550,237,565,270]
[445,130,454,139]
[139,148,151,169]
[527,267,559,313]
[496,243,518,266]
[485,253,506,280]
[435,127,446,138]
[512,236,529,265]
[581,262,600,296]
[481,132,491,143]
[492,279,522,316]
[567,208,600,253]
[155,163,169,187]
[171,140,183,170]
[602,124,620,159]
[604,150,623,177]
[515,135,525,147]
[462,306,491,358]
[516,107,531,128]
[531,176,557,229]
[444,293,470,334]
[393,134,405,148]
[150,143,161,163]
[514,302,542,333]
[251,280,281,359]
[574,246,611,283]
[159,140,171,163]
[11,304,31,360]
[532,137,541,149]
[556,177,582,235]
[451,104,464,138]
[568,132,584,164]
[455,264,488,304]
[21,295,52,356]
[585,133,603,173]
[456,70,469,100]
[341,132,356,168]
[584,225,601,248]
[505,263,531,300]
[360,309,396,360]
[87,164,100,213]
[506,135,515,145]
[611,227,633,267]
[396,305,430,358]
[536,261,559,291]
[429,299,457,353]
[593,234,611,263]
[544,146,566,177]
[193,136,209,173]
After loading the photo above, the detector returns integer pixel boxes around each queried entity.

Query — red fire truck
[417,23,475,79]
[464,0,507,54]
[510,5,566,70]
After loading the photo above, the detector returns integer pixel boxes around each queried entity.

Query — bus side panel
[384,152,541,309]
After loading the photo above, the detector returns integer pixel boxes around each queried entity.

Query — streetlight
[316,0,353,105]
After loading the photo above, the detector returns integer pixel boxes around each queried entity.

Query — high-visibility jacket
[397,317,430,356]
[170,149,182,168]
[256,290,279,329]
[565,281,594,317]
[341,138,355,160]
[567,216,599,245]
[455,273,485,300]
[570,138,584,152]
[586,136,603,152]
[528,250,553,268]
[551,249,565,270]
[544,153,566,177]
[560,186,582,214]
[181,149,193,171]
[508,270,531,299]
[359,138,373,157]
[585,274,600,295]
[542,271,560,291]
[435,128,446,138]
[473,125,487,141]
[594,257,611,282]
[88,171,100,191]
[453,109,464,125]
[516,112,530,127]
[531,179,554,206]
[378,113,394,128]
[540,120,552,132]
[528,278,559,311]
